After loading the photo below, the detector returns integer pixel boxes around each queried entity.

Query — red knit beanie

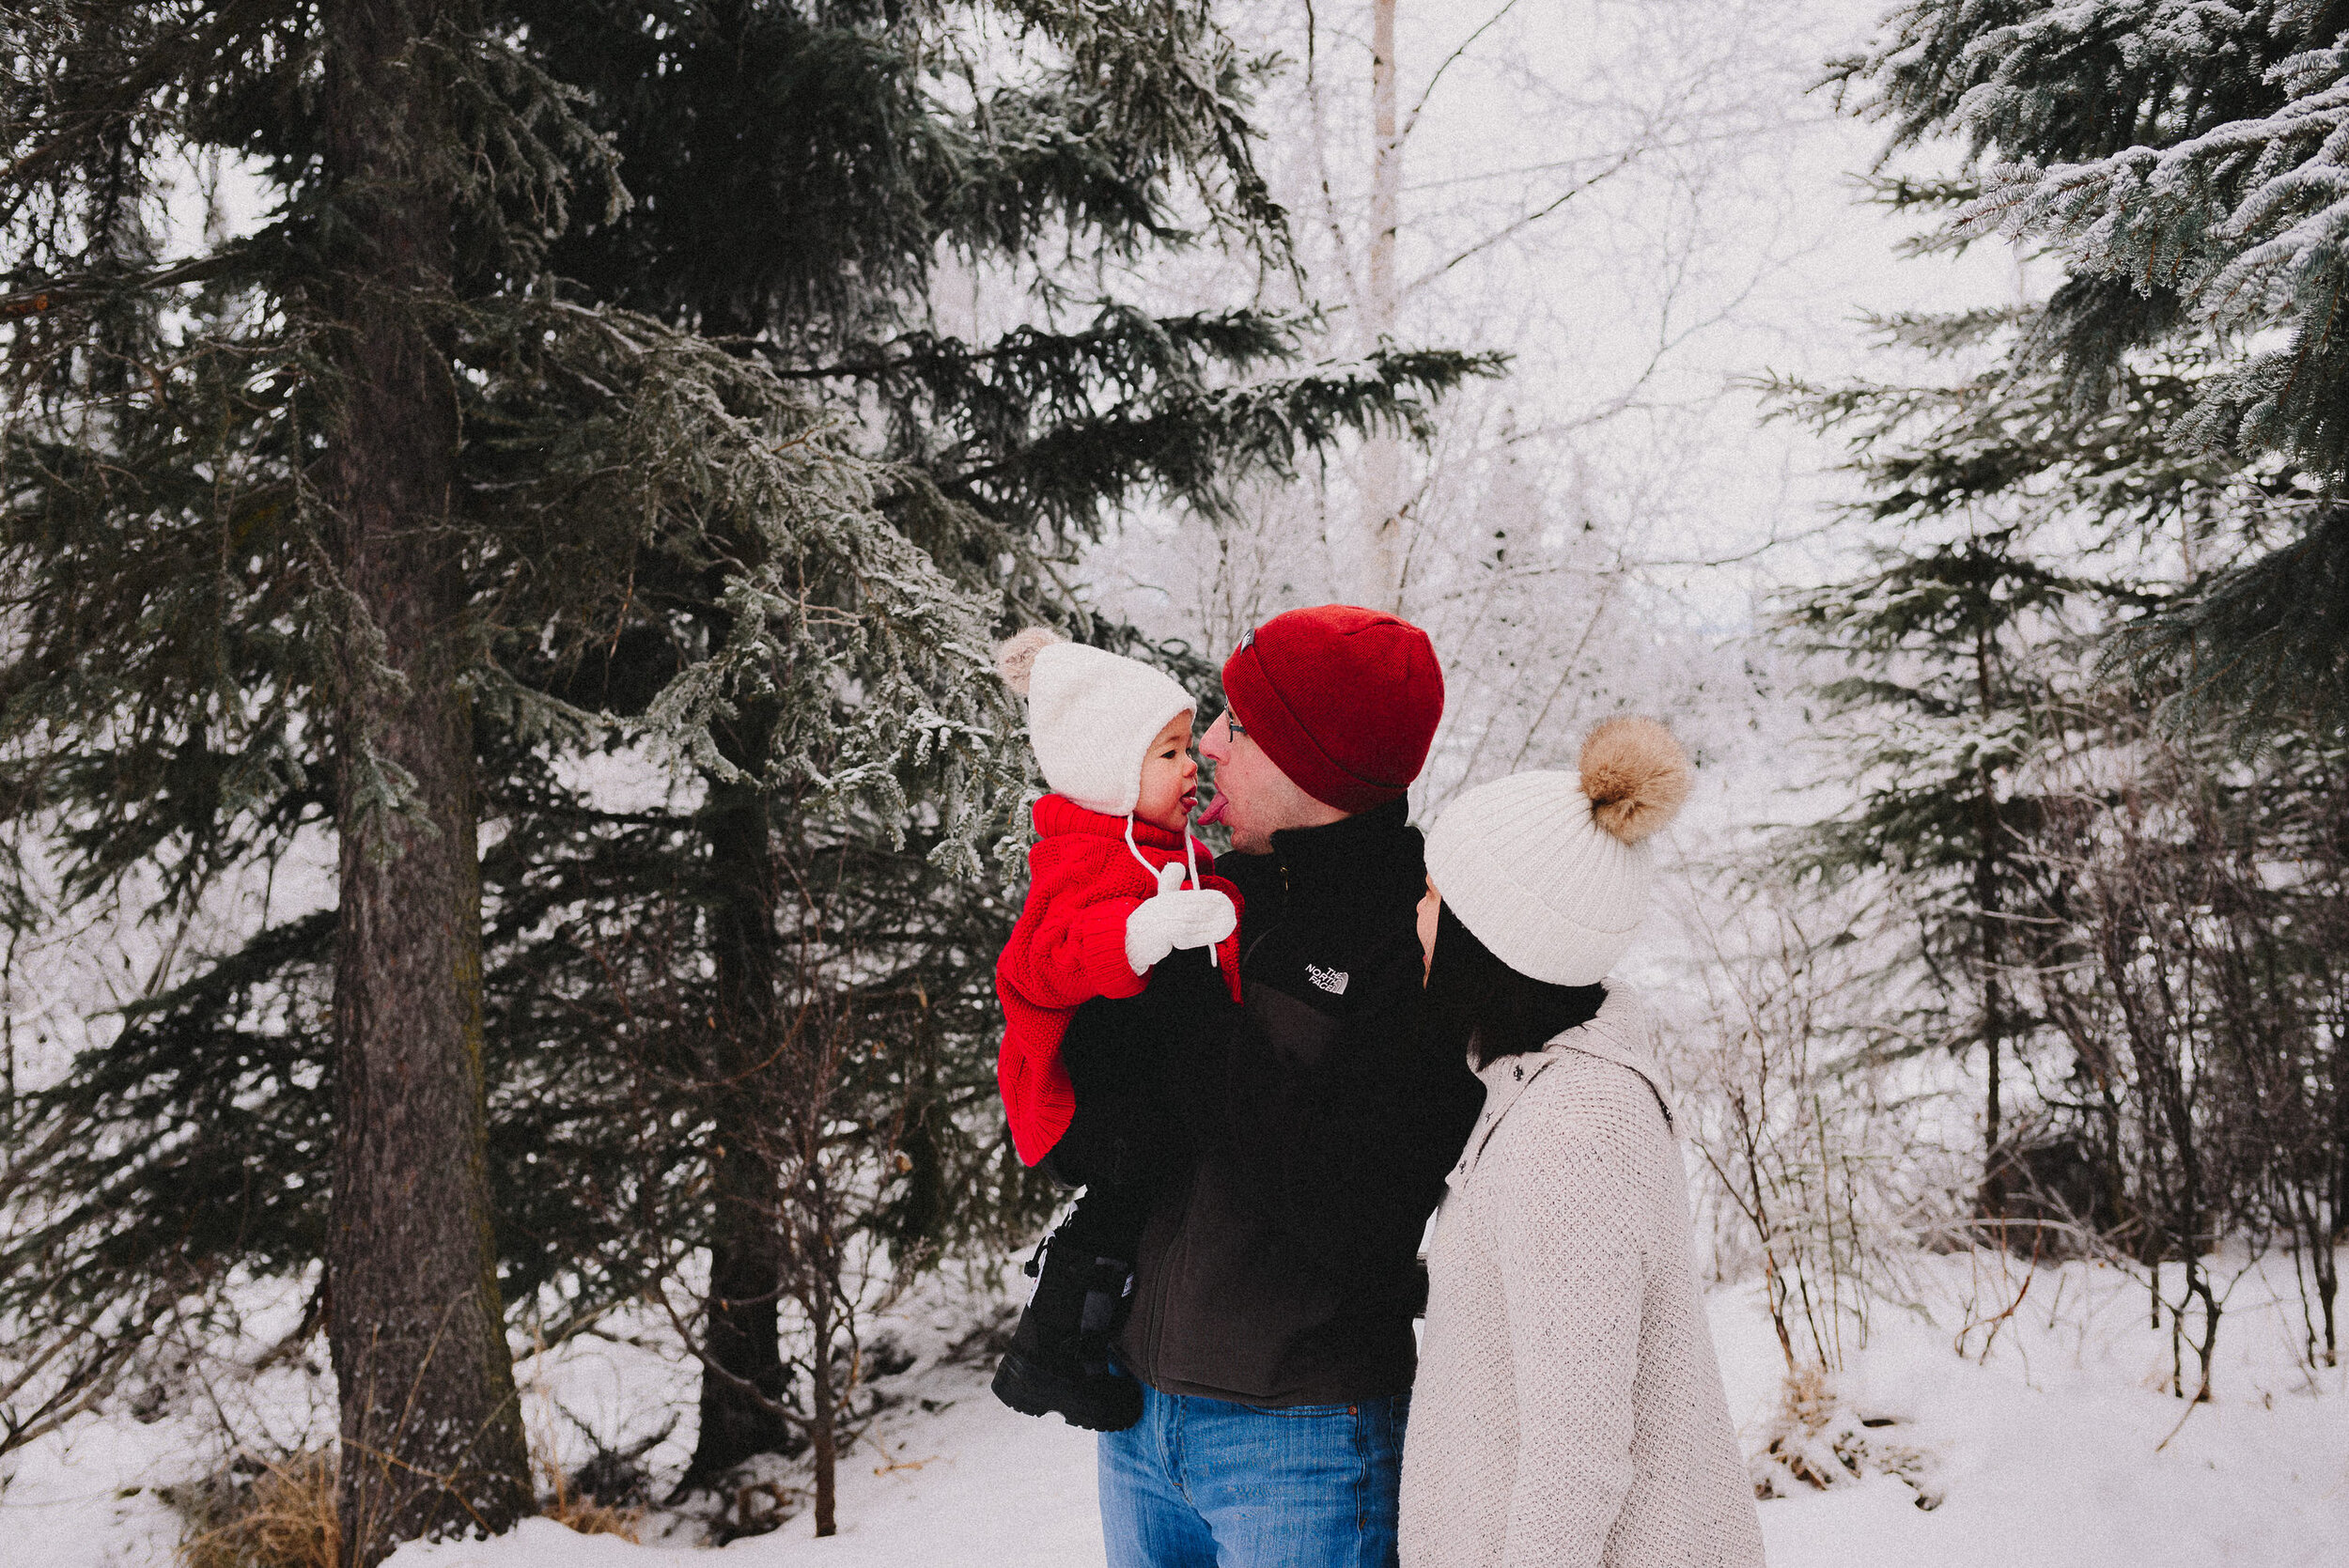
[1221,605,1445,814]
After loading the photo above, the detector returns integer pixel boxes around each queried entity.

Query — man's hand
[1126,871,1238,974]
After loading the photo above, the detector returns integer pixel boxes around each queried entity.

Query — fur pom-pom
[993,628,1065,696]
[1579,716,1691,845]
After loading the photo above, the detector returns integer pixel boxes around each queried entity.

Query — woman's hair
[1424,902,1605,1069]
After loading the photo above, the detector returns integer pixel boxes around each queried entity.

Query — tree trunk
[808,1283,839,1538]
[2331,1001,2349,1363]
[1979,833,2005,1217]
[680,757,798,1486]
[1359,0,1404,612]
[1974,629,2007,1219]
[319,4,531,1562]
[2319,1240,2340,1369]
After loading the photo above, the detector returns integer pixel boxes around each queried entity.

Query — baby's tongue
[1196,793,1228,827]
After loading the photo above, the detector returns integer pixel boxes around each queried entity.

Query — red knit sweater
[994,794,1243,1166]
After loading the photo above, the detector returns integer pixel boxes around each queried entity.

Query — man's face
[1198,707,1341,853]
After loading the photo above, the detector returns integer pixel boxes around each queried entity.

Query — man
[1098,604,1486,1568]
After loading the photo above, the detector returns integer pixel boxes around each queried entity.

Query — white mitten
[1124,867,1239,974]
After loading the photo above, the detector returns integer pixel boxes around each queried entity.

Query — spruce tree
[1770,318,2107,1207]
[1775,301,2349,1349]
[1769,298,2307,1192]
[1838,0,2349,736]
[1,3,1007,1555]
[444,0,1491,1500]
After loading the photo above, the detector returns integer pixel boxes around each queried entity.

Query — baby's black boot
[990,1228,1143,1432]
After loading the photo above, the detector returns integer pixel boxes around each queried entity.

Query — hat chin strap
[1126,814,1214,968]
[1123,813,1190,886]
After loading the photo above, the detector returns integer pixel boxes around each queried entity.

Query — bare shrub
[1749,1364,1940,1510]
[2006,718,2349,1395]
[1672,877,1959,1374]
[556,821,1018,1538]
[522,1374,646,1545]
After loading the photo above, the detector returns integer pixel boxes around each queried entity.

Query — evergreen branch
[934,346,1508,522]
[0,0,300,194]
[0,250,243,313]
[2104,505,2349,740]
[751,307,1307,387]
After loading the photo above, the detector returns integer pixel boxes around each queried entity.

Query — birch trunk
[1360,0,1405,613]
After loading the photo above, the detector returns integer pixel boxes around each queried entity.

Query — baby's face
[1133,710,1201,834]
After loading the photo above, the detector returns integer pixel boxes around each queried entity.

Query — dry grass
[178,1450,338,1568]
[539,1490,644,1541]
[536,1448,644,1544]
[171,1445,645,1564]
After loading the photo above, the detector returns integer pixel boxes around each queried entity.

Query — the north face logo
[1306,963,1349,995]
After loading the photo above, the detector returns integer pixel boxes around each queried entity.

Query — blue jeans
[1097,1381,1408,1568]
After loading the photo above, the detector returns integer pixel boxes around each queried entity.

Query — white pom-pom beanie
[1424,717,1692,986]
[994,629,1196,816]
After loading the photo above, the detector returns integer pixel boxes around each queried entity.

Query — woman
[1399,717,1765,1568]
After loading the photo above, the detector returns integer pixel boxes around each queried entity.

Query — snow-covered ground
[8,1250,2342,1566]
[1726,1252,2349,1568]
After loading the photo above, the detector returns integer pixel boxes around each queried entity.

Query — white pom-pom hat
[1425,717,1693,986]
[994,629,1196,816]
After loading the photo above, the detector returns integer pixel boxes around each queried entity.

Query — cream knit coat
[1400,987,1765,1568]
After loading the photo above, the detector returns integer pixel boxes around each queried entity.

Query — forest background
[4,1,2345,1565]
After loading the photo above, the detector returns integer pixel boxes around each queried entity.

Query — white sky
[1172,0,2021,629]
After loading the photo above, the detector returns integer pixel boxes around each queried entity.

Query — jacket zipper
[1146,859,1283,1379]
[1239,853,1291,970]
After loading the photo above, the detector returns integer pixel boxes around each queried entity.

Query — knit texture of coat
[1399,987,1765,1568]
[994,795,1241,1166]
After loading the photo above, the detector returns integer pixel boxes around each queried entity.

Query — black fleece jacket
[1113,800,1487,1405]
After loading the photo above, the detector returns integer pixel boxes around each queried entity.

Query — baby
[988,629,1242,1432]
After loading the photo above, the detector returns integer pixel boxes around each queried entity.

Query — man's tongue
[1196,792,1228,827]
